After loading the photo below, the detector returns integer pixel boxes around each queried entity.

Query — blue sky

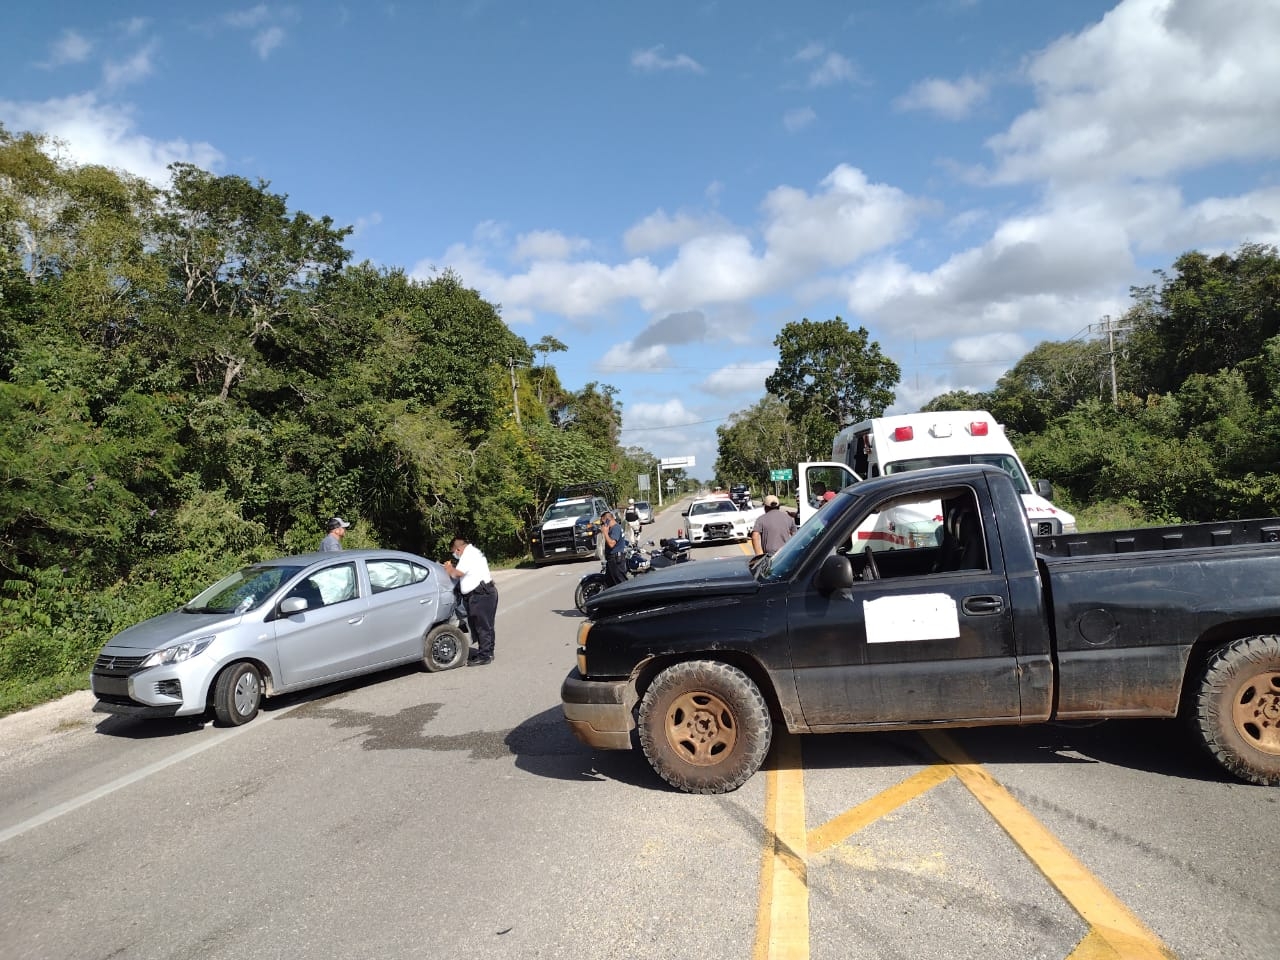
[4,0,1280,479]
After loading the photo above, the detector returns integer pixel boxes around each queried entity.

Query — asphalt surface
[1,498,1276,960]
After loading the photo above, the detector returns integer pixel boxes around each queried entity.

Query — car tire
[575,574,608,615]
[637,660,772,794]
[1194,635,1280,786]
[212,662,263,726]
[423,622,467,672]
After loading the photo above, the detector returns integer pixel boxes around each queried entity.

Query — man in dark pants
[600,511,628,587]
[443,536,498,666]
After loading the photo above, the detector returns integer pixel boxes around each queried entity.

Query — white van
[797,410,1076,537]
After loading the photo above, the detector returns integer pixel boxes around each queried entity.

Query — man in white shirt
[443,536,498,665]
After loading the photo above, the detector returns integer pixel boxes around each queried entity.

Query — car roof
[250,549,441,567]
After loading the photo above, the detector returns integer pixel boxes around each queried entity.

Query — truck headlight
[141,637,215,668]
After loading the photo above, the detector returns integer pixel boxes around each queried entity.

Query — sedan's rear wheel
[638,660,772,794]
[212,662,262,726]
[423,623,467,672]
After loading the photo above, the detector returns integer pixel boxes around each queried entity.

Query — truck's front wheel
[1194,635,1280,786]
[638,661,772,794]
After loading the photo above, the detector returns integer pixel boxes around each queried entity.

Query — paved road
[1,501,1276,959]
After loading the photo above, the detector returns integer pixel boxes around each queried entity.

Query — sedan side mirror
[814,554,854,594]
[280,596,308,615]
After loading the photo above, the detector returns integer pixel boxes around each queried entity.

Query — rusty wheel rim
[1231,668,1280,756]
[665,690,737,765]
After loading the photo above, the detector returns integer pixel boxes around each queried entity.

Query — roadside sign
[660,456,696,468]
[666,478,676,489]
[770,468,793,481]
[637,474,650,491]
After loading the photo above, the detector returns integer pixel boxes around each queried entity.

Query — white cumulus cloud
[0,94,224,184]
[895,75,989,120]
[631,45,705,74]
[988,0,1280,184]
[512,229,590,262]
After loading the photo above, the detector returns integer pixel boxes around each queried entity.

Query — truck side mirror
[814,554,854,594]
[1035,478,1053,499]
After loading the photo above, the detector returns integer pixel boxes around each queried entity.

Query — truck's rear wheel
[1194,635,1280,786]
[638,661,772,794]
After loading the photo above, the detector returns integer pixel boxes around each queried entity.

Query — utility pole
[1088,315,1131,407]
[507,357,527,426]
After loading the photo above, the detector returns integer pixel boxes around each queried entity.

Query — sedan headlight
[141,637,215,668]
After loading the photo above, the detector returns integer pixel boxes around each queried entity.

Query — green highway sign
[769,468,793,481]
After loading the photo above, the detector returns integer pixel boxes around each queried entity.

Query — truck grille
[1031,519,1060,537]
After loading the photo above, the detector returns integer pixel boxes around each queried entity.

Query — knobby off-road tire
[637,660,772,794]
[423,622,467,672]
[1194,635,1280,786]
[212,661,263,726]
[575,574,608,615]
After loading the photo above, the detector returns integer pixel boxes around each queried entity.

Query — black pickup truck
[560,465,1280,793]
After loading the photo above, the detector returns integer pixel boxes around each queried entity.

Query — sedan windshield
[690,501,738,516]
[184,565,304,614]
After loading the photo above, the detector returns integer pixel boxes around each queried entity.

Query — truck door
[797,461,861,526]
[786,483,1021,726]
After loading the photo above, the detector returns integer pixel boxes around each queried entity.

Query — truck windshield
[543,502,590,521]
[758,493,860,581]
[884,454,1030,494]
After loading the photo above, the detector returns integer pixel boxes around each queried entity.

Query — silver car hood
[100,608,245,654]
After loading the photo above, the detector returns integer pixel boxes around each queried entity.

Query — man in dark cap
[320,517,351,552]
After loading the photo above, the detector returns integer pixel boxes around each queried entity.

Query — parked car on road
[634,500,654,524]
[681,492,760,544]
[91,550,466,726]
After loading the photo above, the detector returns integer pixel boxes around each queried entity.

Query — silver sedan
[91,550,466,725]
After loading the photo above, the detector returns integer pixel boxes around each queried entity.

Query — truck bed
[1035,516,1280,558]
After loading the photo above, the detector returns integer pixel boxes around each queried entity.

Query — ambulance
[796,410,1076,537]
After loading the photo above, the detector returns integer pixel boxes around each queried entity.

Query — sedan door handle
[419,598,434,604]
[347,616,365,625]
[963,595,1004,615]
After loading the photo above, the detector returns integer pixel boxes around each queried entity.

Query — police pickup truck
[561,465,1280,794]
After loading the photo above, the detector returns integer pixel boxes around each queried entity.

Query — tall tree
[714,395,808,489]
[765,317,899,458]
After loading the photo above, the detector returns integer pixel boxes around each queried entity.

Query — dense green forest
[715,244,1280,533]
[0,126,671,711]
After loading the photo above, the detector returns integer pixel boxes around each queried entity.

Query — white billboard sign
[659,456,695,468]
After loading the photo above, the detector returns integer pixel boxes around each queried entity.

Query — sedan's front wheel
[212,662,262,726]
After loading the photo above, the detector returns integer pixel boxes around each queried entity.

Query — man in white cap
[320,517,351,552]
[750,495,797,557]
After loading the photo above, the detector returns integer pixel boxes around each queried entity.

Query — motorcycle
[575,537,692,614]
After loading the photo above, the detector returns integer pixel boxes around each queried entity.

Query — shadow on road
[506,705,661,790]
[795,717,1232,785]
